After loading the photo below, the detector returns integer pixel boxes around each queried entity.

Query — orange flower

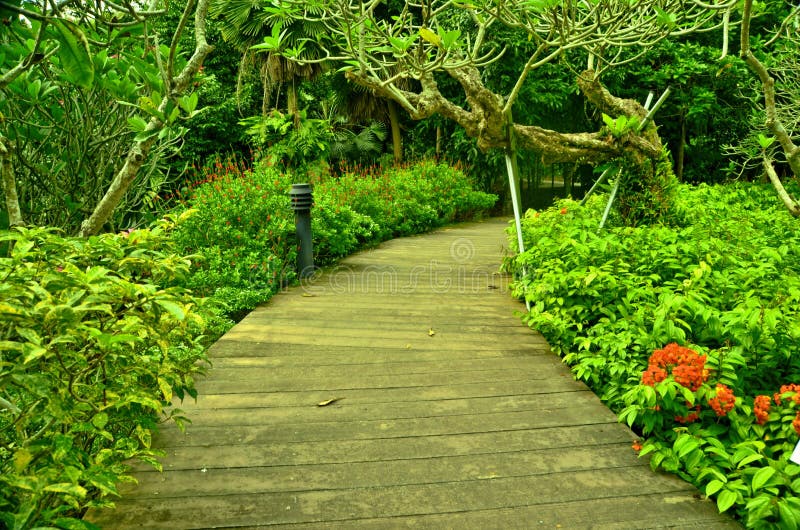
[793,412,800,436]
[632,440,643,452]
[641,343,707,391]
[708,384,736,417]
[754,395,771,425]
[559,207,568,215]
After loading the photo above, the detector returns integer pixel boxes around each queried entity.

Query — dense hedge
[506,183,800,527]
[173,157,497,319]
[0,159,495,528]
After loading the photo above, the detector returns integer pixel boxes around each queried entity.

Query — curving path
[86,218,739,529]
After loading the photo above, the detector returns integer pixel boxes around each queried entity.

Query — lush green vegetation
[172,156,496,319]
[506,184,800,527]
[2,0,800,527]
[0,220,211,529]
[0,159,495,528]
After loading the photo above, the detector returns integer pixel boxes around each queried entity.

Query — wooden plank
[259,493,741,530]
[122,444,643,498]
[195,371,581,395]
[141,424,637,471]
[156,404,620,447]
[198,358,567,384]
[85,466,704,529]
[164,390,602,428]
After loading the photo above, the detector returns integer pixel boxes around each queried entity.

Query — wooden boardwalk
[86,219,738,529]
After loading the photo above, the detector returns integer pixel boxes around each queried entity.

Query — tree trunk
[763,157,800,217]
[79,138,158,236]
[435,126,442,159]
[387,100,402,163]
[347,66,676,225]
[740,0,800,216]
[676,110,686,181]
[287,78,300,129]
[0,135,23,227]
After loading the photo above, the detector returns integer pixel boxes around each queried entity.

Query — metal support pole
[579,167,611,206]
[505,150,531,311]
[599,173,620,230]
[290,183,314,278]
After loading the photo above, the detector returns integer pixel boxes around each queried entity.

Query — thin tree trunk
[0,135,23,227]
[78,0,213,237]
[387,100,402,163]
[435,126,442,159]
[763,157,800,216]
[676,110,686,181]
[287,78,300,129]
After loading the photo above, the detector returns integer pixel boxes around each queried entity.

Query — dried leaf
[317,397,342,407]
[428,328,436,336]
[302,293,316,297]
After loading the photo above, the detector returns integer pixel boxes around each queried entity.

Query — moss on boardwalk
[86,219,739,529]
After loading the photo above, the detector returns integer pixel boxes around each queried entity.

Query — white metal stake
[505,151,531,311]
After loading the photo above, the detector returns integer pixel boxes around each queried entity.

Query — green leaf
[439,29,461,50]
[51,19,95,88]
[706,479,724,496]
[44,482,88,498]
[127,116,148,132]
[22,342,47,363]
[13,448,34,473]
[158,377,173,402]
[751,466,776,491]
[92,412,109,430]
[419,27,441,47]
[716,488,738,512]
[757,133,776,149]
[53,517,101,530]
[779,499,800,530]
[155,299,186,320]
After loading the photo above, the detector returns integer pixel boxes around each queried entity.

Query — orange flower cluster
[766,384,800,435]
[708,384,736,417]
[773,384,800,406]
[642,343,708,391]
[753,395,771,425]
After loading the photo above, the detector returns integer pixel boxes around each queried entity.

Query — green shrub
[171,157,297,318]
[0,219,210,529]
[174,157,497,320]
[315,160,497,239]
[507,183,800,526]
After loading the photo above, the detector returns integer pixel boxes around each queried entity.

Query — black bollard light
[289,183,314,278]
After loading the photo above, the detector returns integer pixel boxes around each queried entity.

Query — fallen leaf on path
[428,328,436,336]
[302,293,316,297]
[317,398,343,407]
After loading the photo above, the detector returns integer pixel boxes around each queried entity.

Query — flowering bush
[507,183,800,527]
[171,155,496,320]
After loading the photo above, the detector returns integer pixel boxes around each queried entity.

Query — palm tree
[328,72,408,163]
[210,0,326,126]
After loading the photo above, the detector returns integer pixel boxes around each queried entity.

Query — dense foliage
[506,184,800,526]
[0,219,211,529]
[173,156,496,319]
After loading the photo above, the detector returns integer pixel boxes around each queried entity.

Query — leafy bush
[0,219,211,529]
[314,160,497,240]
[173,156,497,320]
[507,183,800,526]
